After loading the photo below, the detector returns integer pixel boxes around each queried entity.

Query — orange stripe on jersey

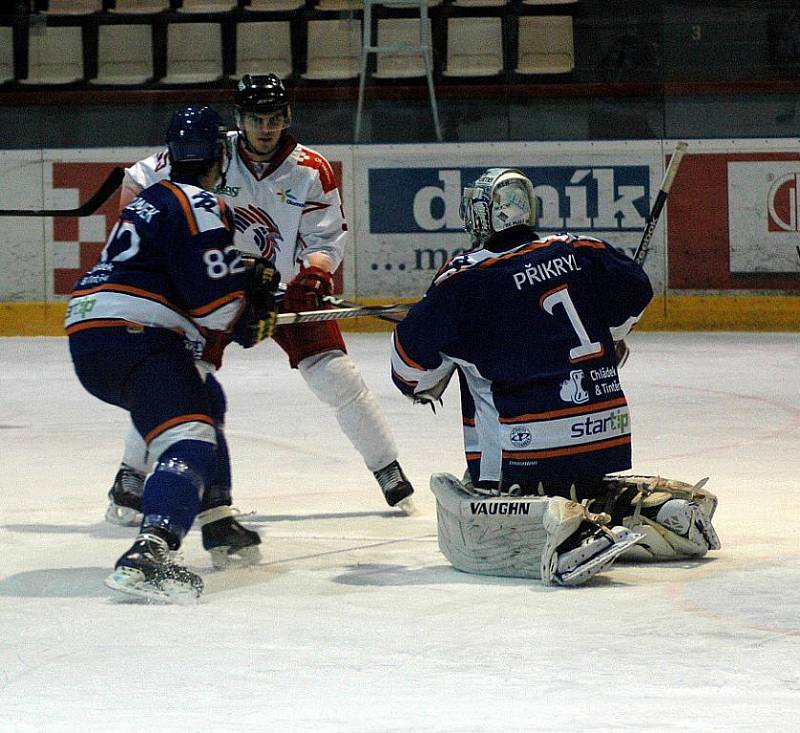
[499,397,628,423]
[160,180,199,236]
[391,369,418,389]
[465,452,482,461]
[72,283,174,308]
[503,435,631,460]
[571,239,606,250]
[144,413,215,444]
[72,283,175,308]
[65,319,143,335]
[189,290,245,317]
[539,283,567,308]
[393,333,426,371]
[477,241,552,269]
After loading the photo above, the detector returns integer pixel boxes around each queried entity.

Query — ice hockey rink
[0,331,798,732]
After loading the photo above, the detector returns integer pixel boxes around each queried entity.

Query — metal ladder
[355,0,444,142]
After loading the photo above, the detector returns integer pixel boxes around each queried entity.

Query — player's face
[240,110,289,160]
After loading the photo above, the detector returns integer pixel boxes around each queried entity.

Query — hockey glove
[238,255,281,348]
[284,266,334,312]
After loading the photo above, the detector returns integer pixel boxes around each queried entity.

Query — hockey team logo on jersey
[559,370,590,405]
[509,426,533,448]
[233,204,283,260]
[368,167,649,234]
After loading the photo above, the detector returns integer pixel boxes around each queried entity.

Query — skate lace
[136,533,171,563]
[119,466,145,492]
[376,463,403,489]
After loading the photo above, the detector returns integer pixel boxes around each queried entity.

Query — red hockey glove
[284,266,334,312]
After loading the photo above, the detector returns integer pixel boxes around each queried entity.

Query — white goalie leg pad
[431,472,553,579]
[430,473,641,585]
[603,475,721,561]
[299,350,398,472]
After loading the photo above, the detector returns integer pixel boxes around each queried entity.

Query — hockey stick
[0,166,125,217]
[633,141,688,266]
[323,295,409,324]
[616,142,687,367]
[275,302,411,326]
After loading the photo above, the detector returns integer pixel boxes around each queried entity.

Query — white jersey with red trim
[124,131,347,284]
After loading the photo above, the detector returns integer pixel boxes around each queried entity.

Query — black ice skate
[104,530,203,603]
[105,464,145,527]
[197,506,262,569]
[374,460,416,514]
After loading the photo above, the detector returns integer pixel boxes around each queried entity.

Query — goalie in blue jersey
[391,168,720,586]
[66,106,280,602]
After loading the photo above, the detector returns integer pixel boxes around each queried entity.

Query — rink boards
[0,139,798,334]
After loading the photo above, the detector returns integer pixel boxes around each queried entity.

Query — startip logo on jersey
[367,166,650,236]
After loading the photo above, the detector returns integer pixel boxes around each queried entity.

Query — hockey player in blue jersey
[65,106,280,602]
[391,168,720,585]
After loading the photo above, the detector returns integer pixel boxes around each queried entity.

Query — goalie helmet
[234,73,292,133]
[165,105,226,165]
[459,168,537,248]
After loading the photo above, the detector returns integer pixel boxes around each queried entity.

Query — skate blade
[208,545,262,570]
[104,567,202,605]
[105,502,142,528]
[558,532,644,586]
[395,496,417,516]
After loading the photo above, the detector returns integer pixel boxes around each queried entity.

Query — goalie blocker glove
[238,255,281,347]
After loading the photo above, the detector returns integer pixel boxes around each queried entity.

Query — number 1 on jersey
[541,285,603,362]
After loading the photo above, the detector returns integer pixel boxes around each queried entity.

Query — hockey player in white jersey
[106,74,415,526]
[391,168,720,585]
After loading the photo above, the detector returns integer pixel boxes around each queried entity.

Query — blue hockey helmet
[459,168,537,247]
[166,105,226,164]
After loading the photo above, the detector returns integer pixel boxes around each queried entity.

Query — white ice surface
[0,332,798,732]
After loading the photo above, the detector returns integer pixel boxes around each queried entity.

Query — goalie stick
[616,141,688,367]
[0,166,124,217]
[633,141,688,266]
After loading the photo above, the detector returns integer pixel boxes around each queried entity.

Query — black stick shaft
[634,142,688,266]
[0,167,124,217]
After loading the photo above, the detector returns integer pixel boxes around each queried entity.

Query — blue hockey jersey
[391,229,653,488]
[65,178,246,367]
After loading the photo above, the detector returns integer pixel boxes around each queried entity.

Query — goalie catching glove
[237,255,281,347]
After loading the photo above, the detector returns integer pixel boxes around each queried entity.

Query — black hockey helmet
[235,74,289,114]
[234,74,292,154]
[166,105,226,164]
